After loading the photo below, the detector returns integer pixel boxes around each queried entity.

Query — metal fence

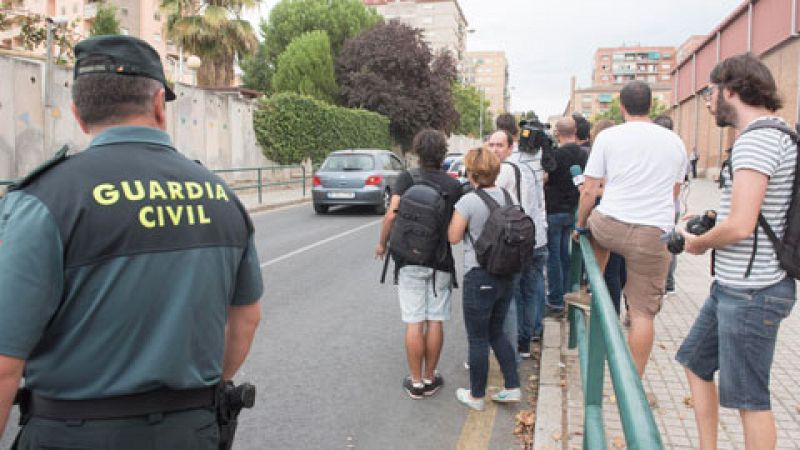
[212,165,311,204]
[567,234,663,449]
[0,165,311,202]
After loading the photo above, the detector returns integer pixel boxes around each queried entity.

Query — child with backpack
[448,146,535,411]
[375,129,463,400]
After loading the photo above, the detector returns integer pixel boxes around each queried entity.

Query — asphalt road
[1,203,531,449]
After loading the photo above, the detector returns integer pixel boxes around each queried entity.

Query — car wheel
[314,203,329,214]
[375,189,390,215]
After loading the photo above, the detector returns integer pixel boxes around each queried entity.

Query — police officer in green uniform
[0,35,263,449]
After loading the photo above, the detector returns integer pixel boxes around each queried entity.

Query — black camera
[663,210,717,254]
[518,119,550,154]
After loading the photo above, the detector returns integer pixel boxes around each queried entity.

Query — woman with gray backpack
[448,146,535,411]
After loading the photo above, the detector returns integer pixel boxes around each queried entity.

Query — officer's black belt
[20,386,217,420]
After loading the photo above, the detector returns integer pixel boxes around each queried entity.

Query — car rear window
[321,154,375,171]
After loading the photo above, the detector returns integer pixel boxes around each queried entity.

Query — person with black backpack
[676,53,798,449]
[375,129,463,400]
[448,146,534,411]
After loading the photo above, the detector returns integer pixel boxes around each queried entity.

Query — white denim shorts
[397,265,453,323]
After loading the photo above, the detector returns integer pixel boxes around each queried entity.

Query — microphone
[570,165,584,187]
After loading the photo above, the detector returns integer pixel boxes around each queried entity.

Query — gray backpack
[470,188,535,276]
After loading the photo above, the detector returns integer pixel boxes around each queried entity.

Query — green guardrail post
[578,235,663,450]
[257,168,263,204]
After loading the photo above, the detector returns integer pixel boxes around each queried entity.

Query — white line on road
[259,219,382,268]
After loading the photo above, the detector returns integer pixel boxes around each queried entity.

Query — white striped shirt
[715,117,797,288]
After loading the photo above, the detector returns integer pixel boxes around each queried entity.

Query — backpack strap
[502,161,522,205]
[475,187,501,212]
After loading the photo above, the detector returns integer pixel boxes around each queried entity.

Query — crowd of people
[376,53,798,449]
[0,32,795,450]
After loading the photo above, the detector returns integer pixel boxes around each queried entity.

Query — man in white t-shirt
[575,80,687,378]
[676,53,797,450]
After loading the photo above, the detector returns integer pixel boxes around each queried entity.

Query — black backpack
[726,120,800,279]
[470,188,535,276]
[381,169,455,287]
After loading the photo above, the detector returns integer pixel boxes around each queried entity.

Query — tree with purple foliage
[336,20,458,150]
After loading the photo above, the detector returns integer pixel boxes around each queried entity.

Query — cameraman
[676,53,797,450]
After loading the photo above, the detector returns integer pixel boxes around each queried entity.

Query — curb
[246,198,311,214]
[533,318,565,450]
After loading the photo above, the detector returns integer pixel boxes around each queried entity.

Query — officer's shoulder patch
[9,145,70,192]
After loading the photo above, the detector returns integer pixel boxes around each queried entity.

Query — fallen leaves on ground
[611,435,625,448]
[684,396,694,408]
[609,394,617,404]
[658,342,667,350]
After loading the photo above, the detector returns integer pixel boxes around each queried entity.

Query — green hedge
[253,92,391,164]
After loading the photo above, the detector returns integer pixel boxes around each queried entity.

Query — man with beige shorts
[575,80,687,376]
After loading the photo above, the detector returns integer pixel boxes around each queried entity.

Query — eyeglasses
[701,84,718,102]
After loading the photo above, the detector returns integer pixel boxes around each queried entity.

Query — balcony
[83,2,98,19]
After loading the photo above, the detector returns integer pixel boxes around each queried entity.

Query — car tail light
[447,171,458,178]
[365,175,383,186]
[312,176,321,186]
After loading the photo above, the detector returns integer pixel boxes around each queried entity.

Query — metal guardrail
[1,164,312,203]
[213,165,309,204]
[567,234,663,449]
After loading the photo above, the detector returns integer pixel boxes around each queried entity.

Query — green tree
[272,31,338,103]
[592,96,669,124]
[242,0,381,93]
[337,20,458,149]
[452,83,490,137]
[90,3,120,36]
[162,0,258,87]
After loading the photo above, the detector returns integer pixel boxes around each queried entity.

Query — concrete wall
[0,54,278,184]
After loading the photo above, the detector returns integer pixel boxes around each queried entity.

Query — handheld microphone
[570,165,584,187]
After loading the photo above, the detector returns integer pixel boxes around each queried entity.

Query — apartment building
[0,0,184,81]
[462,50,509,116]
[592,46,677,86]
[567,77,673,119]
[363,0,468,61]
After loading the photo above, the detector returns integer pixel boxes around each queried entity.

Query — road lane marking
[259,219,382,268]
[456,357,504,450]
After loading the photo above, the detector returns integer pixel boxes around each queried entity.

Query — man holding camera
[494,114,549,356]
[576,81,686,377]
[676,53,797,450]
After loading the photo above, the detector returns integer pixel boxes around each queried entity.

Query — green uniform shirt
[0,126,264,400]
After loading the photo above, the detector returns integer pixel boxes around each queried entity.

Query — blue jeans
[676,277,796,410]
[463,268,520,398]
[546,212,574,310]
[517,246,548,341]
[604,253,626,316]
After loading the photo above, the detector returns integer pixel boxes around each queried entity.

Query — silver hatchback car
[312,149,405,214]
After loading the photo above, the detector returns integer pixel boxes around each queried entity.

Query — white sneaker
[491,388,521,403]
[464,361,470,370]
[456,388,485,411]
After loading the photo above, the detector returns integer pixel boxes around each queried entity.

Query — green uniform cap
[74,35,176,101]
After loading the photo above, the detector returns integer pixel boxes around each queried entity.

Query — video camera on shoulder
[518,119,550,155]
[663,210,717,254]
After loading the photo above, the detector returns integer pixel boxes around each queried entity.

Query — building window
[422,17,433,24]
[153,33,161,43]
[661,64,670,69]
[154,12,161,21]
[121,27,129,35]
[121,7,128,15]
[661,74,670,81]
[601,75,609,81]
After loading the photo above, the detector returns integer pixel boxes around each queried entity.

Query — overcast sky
[246,0,744,118]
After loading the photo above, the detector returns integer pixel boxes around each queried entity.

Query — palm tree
[161,0,258,87]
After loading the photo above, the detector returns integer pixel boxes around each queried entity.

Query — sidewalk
[556,179,800,449]
[234,185,310,213]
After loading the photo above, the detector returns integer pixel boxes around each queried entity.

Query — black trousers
[13,408,218,450]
